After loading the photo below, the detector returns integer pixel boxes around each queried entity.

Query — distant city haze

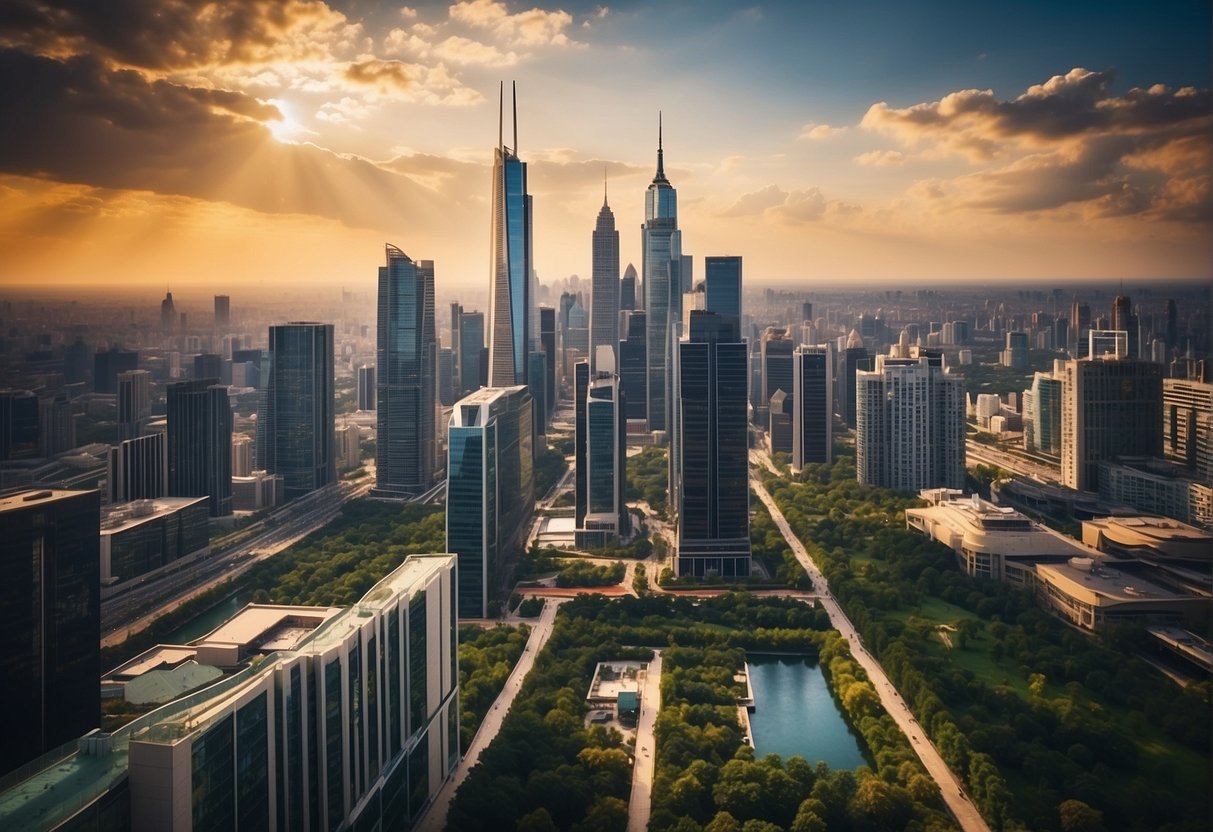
[0,1,1209,290]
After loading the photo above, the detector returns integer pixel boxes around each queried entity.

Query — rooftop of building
[100,496,209,533]
[0,487,93,514]
[193,603,340,654]
[1034,557,1191,606]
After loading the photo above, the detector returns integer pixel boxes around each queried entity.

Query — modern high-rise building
[100,496,210,590]
[838,329,871,429]
[1023,369,1063,456]
[1163,378,1212,482]
[0,388,39,460]
[109,431,168,503]
[574,361,590,527]
[1112,293,1138,358]
[376,244,437,498]
[1000,331,1029,369]
[539,306,556,414]
[1060,354,1163,492]
[358,365,377,411]
[591,185,620,374]
[160,290,176,333]
[167,378,233,517]
[676,311,751,578]
[643,116,681,433]
[576,360,630,547]
[856,353,966,491]
[705,256,742,328]
[194,352,223,382]
[488,83,533,390]
[446,386,534,618]
[793,344,833,470]
[619,310,647,423]
[258,323,336,502]
[214,294,230,329]
[760,327,794,440]
[619,263,637,312]
[117,369,152,441]
[94,346,138,394]
[231,432,253,477]
[460,310,486,397]
[0,488,100,778]
[38,392,75,455]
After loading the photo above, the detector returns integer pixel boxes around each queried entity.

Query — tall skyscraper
[793,344,833,470]
[676,311,751,578]
[109,431,168,502]
[38,392,75,455]
[0,488,100,778]
[117,369,151,440]
[1060,354,1162,491]
[760,326,794,440]
[460,310,486,397]
[705,256,742,328]
[231,432,253,477]
[619,263,637,312]
[194,352,223,381]
[160,290,176,333]
[375,244,437,498]
[619,310,647,423]
[838,329,870,429]
[1,388,40,460]
[213,294,230,329]
[167,378,233,516]
[574,361,590,527]
[94,346,138,394]
[1000,331,1029,369]
[446,387,534,618]
[591,183,620,374]
[1023,369,1063,456]
[357,364,376,411]
[258,323,336,501]
[539,306,556,413]
[576,356,630,547]
[450,301,464,395]
[1163,378,1212,481]
[488,83,533,390]
[1111,292,1137,358]
[643,115,681,433]
[856,353,966,491]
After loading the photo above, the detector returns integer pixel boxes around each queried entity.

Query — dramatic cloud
[862,68,1211,221]
[448,0,576,47]
[719,184,850,224]
[344,57,410,91]
[0,49,466,237]
[854,149,905,166]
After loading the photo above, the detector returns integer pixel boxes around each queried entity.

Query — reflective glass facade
[704,256,742,327]
[167,378,233,516]
[489,145,532,388]
[376,246,437,497]
[793,345,833,470]
[643,124,680,433]
[258,323,336,501]
[591,197,620,373]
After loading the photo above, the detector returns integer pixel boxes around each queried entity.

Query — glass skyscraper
[0,488,100,778]
[676,311,751,578]
[643,115,681,433]
[375,244,437,498]
[167,377,233,516]
[705,255,742,328]
[446,386,534,618]
[258,323,336,502]
[488,84,532,390]
[590,187,619,374]
[793,344,834,470]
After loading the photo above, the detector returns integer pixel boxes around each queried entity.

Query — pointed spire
[512,81,518,155]
[654,110,667,183]
[497,81,503,151]
[603,166,609,207]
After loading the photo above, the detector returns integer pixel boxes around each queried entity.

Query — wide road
[419,598,566,832]
[627,649,662,832]
[750,472,992,832]
[966,439,1061,485]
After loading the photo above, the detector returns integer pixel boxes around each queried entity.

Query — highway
[965,438,1061,485]
[101,476,374,648]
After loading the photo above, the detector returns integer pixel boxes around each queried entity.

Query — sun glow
[265,98,313,144]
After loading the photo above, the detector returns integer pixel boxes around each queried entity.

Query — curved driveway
[750,472,991,832]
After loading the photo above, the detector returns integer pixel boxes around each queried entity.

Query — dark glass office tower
[446,386,534,618]
[450,302,463,395]
[574,361,590,527]
[375,245,437,498]
[760,327,794,442]
[619,263,637,311]
[258,323,335,501]
[643,115,681,433]
[619,311,647,421]
[109,431,168,502]
[839,330,871,429]
[793,345,833,470]
[0,488,100,778]
[358,365,376,411]
[1,389,40,460]
[529,350,548,438]
[539,306,556,414]
[94,346,138,394]
[576,368,629,547]
[705,256,742,328]
[459,311,486,397]
[214,295,230,329]
[591,186,620,373]
[167,378,233,516]
[676,311,751,578]
[117,369,151,441]
[488,83,532,390]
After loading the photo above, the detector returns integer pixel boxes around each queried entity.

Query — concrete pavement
[627,650,662,832]
[750,473,992,832]
[418,598,566,832]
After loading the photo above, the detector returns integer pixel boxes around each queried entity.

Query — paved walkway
[750,473,992,832]
[418,598,565,832]
[626,650,662,832]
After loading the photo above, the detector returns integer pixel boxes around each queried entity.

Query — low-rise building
[100,496,210,594]
[1034,557,1205,631]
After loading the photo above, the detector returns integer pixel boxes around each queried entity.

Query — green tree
[1058,799,1105,832]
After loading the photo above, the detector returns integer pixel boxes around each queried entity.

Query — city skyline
[0,0,1209,293]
